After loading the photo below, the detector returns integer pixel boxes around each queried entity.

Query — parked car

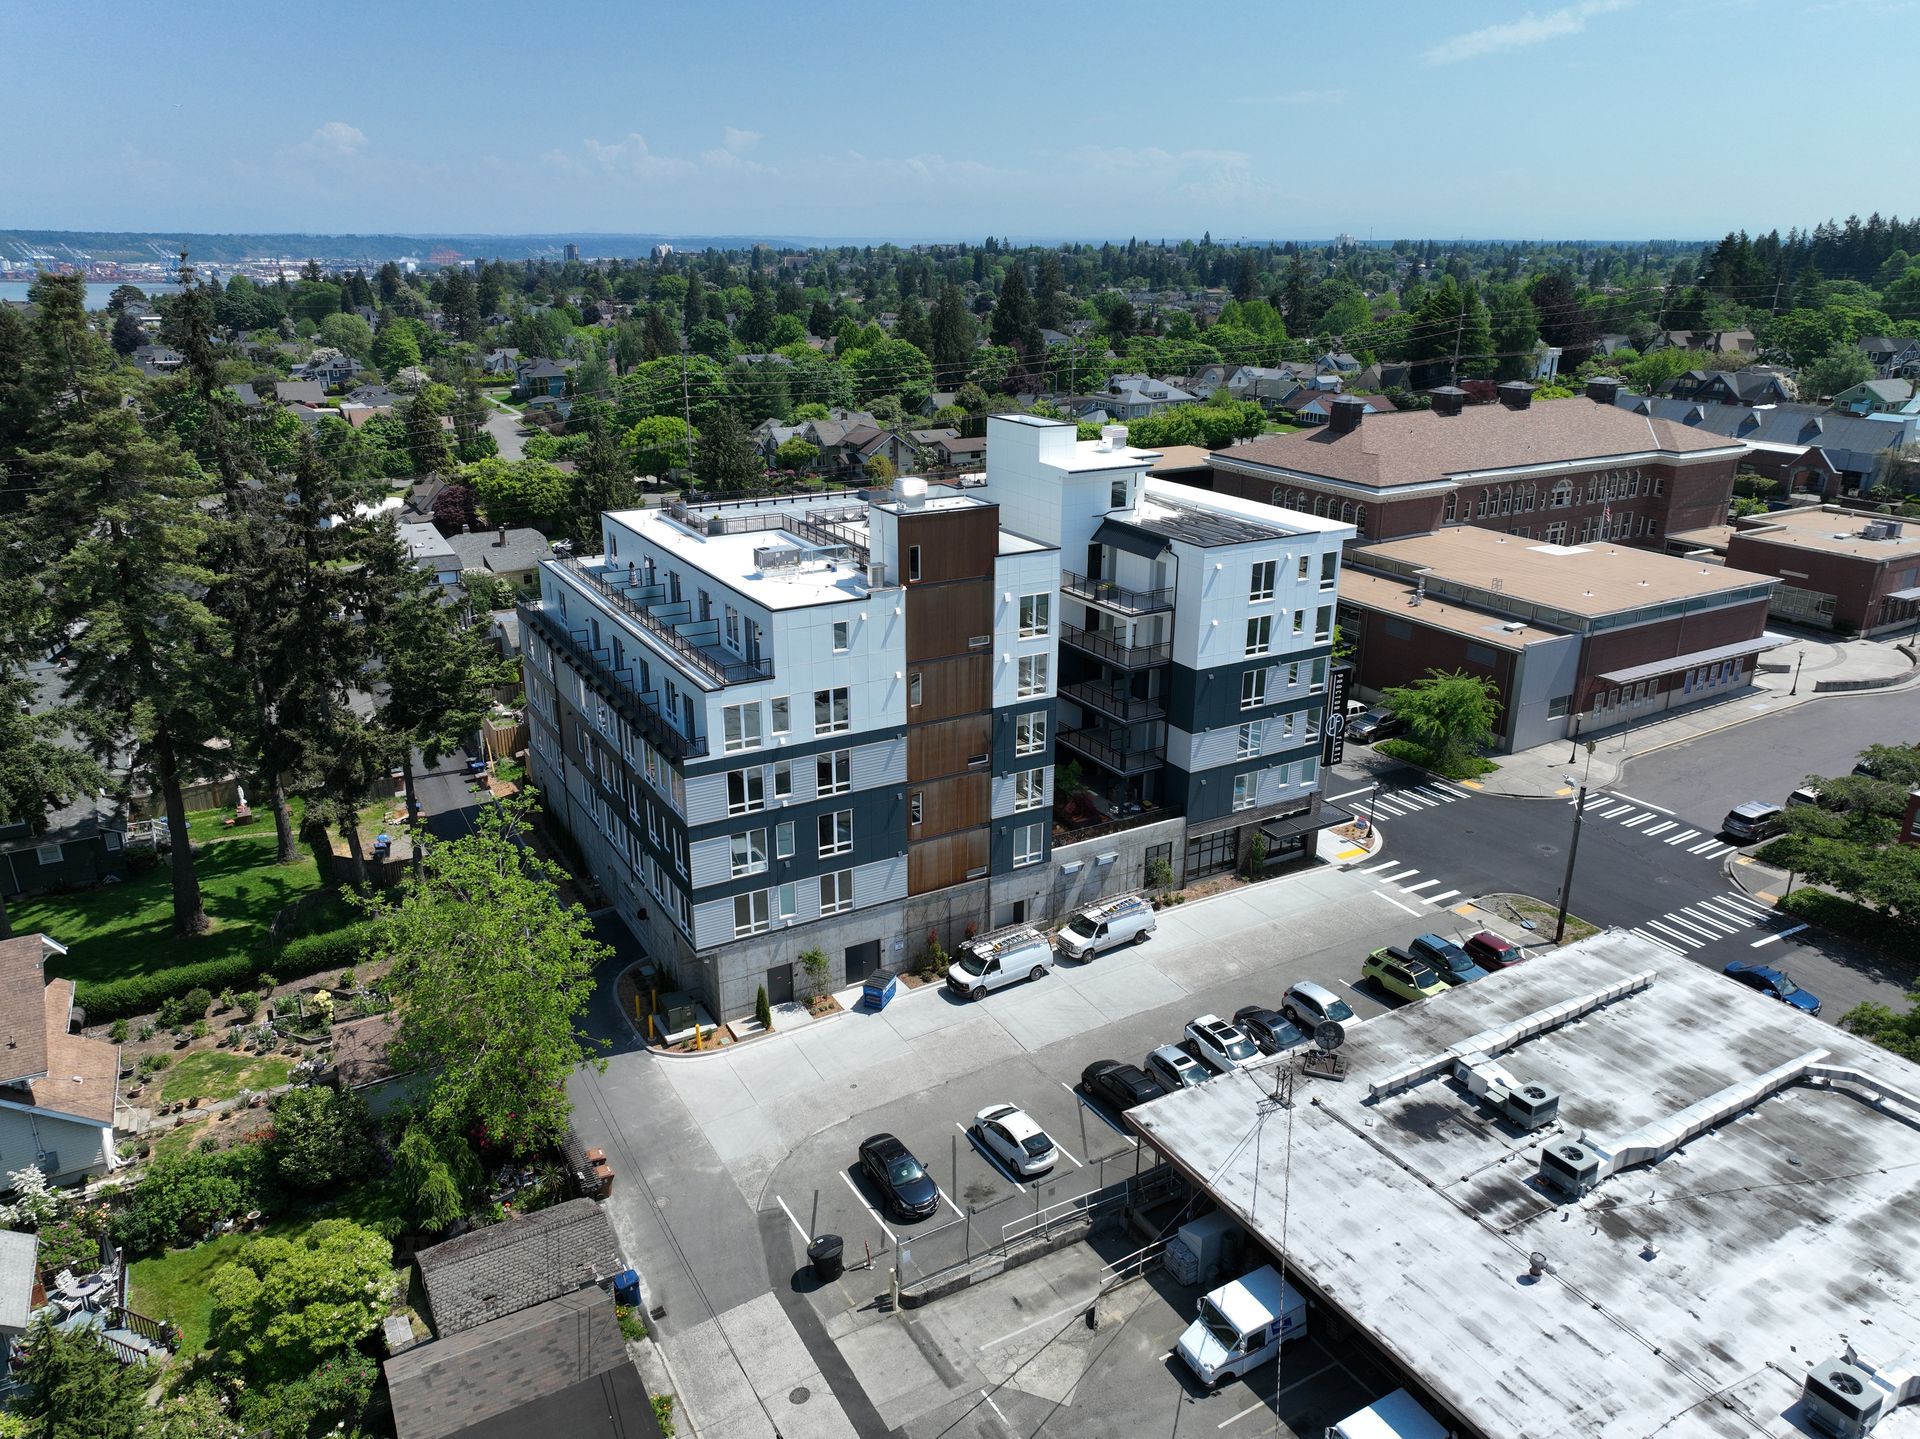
[1233,1006,1308,1055]
[1055,894,1156,960]
[1280,980,1356,1032]
[1408,933,1490,986]
[1723,961,1822,1016]
[945,926,1052,1000]
[1720,801,1784,843]
[1362,947,1448,1003]
[1145,1044,1209,1093]
[1346,709,1402,744]
[1081,1060,1165,1112]
[971,1103,1057,1177]
[1185,1015,1261,1073]
[1462,931,1529,970]
[857,1133,940,1220]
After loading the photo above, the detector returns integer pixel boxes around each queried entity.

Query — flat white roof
[1131,932,1920,1439]
[606,505,872,611]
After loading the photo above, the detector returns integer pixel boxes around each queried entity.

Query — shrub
[267,1086,377,1192]
[617,1303,649,1342]
[234,1347,377,1439]
[107,1019,128,1044]
[653,1395,677,1437]
[275,923,375,976]
[109,1146,281,1255]
[1145,856,1175,889]
[31,1215,97,1275]
[754,984,771,1031]
[181,987,213,1019]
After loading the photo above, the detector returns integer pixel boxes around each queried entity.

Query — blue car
[1409,933,1491,986]
[1723,961,1821,1016]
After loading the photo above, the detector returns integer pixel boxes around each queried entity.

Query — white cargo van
[1055,894,1155,960]
[1326,1389,1446,1439]
[945,926,1052,1000]
[1175,1265,1307,1388]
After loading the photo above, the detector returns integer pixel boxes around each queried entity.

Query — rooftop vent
[1862,519,1904,541]
[1099,424,1128,451]
[1497,381,1536,411]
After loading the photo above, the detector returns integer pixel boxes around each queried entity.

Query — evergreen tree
[441,264,482,342]
[1033,252,1068,331]
[404,386,457,476]
[568,404,638,546]
[644,303,679,360]
[693,405,764,494]
[1232,250,1260,303]
[15,1316,149,1439]
[683,270,707,331]
[1282,252,1313,335]
[990,261,1040,362]
[931,283,977,374]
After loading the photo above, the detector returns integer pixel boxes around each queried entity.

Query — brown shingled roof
[1214,397,1741,491]
[0,936,51,1086]
[27,981,118,1125]
[330,1012,403,1089]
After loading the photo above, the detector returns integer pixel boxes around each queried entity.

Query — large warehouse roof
[1129,932,1920,1439]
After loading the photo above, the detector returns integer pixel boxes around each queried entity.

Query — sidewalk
[1466,633,1919,799]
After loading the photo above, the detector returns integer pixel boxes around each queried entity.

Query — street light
[1789,653,1805,697]
[1554,773,1588,945]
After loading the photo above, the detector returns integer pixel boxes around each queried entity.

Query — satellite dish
[1313,1020,1346,1052]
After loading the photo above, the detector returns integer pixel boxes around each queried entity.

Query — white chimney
[1100,424,1128,452]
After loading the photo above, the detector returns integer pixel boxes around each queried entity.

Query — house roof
[1215,398,1741,491]
[415,1199,623,1336]
[330,1012,402,1089]
[1614,393,1906,474]
[384,1286,651,1439]
[0,935,53,1085]
[1146,444,1213,475]
[1843,379,1915,404]
[28,980,118,1125]
[399,522,460,569]
[447,527,554,575]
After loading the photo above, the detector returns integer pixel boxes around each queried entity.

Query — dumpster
[807,1234,844,1283]
[861,969,898,1012]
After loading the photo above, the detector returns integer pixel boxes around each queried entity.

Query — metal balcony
[1059,623,1171,670]
[559,555,774,688]
[1061,570,1174,616]
[519,602,709,761]
[1058,726,1165,776]
[1060,680,1166,724]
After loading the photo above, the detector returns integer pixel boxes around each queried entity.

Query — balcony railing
[1061,570,1174,615]
[1060,680,1166,724]
[559,555,774,689]
[1060,623,1171,670]
[1058,726,1165,776]
[519,602,709,761]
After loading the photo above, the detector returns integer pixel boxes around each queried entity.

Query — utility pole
[1554,777,1587,945]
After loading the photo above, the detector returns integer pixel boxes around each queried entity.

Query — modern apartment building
[520,417,1349,1021]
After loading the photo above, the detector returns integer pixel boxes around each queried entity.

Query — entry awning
[1092,518,1171,561]
[1261,802,1351,844]
[1595,632,1789,688]
[1887,587,1920,603]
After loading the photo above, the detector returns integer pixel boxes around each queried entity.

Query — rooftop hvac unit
[1862,521,1894,541]
[1502,1082,1560,1132]
[1804,1359,1885,1438]
[1537,1139,1601,1198]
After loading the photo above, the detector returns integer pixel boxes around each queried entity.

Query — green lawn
[158,1051,293,1105]
[129,1232,259,1356]
[13,826,326,989]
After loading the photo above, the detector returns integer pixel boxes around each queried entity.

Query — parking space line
[1751,923,1809,948]
[956,1122,1025,1187]
[1051,1133,1084,1169]
[1648,920,1703,949]
[839,1171,896,1245]
[1427,889,1460,906]
[935,1183,965,1219]
[1361,859,1398,875]
[1644,821,1676,837]
[1061,1082,1137,1143]
[1610,791,1675,815]
[1664,828,1701,845]
[981,1298,1100,1350]
[1218,1360,1340,1428]
[980,1388,1011,1428]
[774,1195,810,1244]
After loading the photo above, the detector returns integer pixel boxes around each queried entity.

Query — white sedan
[971,1103,1057,1177]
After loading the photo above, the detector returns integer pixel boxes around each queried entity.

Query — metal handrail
[558,555,774,688]
[1061,570,1174,615]
[1059,623,1171,669]
[518,603,708,760]
[1052,805,1172,843]
[1058,727,1164,776]
[1060,680,1166,724]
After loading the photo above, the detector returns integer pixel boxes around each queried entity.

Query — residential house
[513,357,578,401]
[1039,328,1074,349]
[927,433,987,469]
[412,1199,623,1338]
[1613,390,1914,498]
[234,379,329,408]
[1351,361,1410,393]
[400,522,462,589]
[917,391,959,417]
[347,383,405,408]
[1857,335,1920,378]
[1662,369,1795,406]
[447,525,554,592]
[0,1230,35,1365]
[1832,378,1916,416]
[840,424,920,478]
[130,344,184,377]
[1314,351,1362,377]
[292,347,360,388]
[1102,375,1197,419]
[1287,391,1398,427]
[1,661,129,902]
[0,934,121,1185]
[478,347,522,377]
[1651,329,1755,355]
[1596,333,1635,355]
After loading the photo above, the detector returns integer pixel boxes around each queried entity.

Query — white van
[1326,1390,1446,1439]
[945,927,1052,1000]
[1175,1265,1307,1388]
[1055,894,1155,961]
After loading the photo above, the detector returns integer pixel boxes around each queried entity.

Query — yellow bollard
[646,1012,655,1039]
[694,1024,703,1051]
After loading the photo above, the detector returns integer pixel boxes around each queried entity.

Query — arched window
[1340,501,1354,524]
[1552,480,1572,509]
[1354,504,1368,537]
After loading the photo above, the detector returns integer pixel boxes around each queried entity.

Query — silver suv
[1280,980,1356,1031]
[1144,1044,1208,1092]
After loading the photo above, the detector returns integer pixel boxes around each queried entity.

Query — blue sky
[8,0,1918,240]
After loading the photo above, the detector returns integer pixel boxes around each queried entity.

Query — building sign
[1323,662,1353,768]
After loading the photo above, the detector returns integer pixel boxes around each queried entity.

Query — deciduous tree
[208,1219,396,1382]
[1381,669,1502,773]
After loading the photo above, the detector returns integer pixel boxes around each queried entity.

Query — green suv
[1363,946,1448,1003]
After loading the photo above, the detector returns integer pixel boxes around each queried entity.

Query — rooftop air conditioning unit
[1502,1082,1561,1132]
[1537,1139,1601,1198]
[1863,521,1893,541]
[1804,1358,1885,1438]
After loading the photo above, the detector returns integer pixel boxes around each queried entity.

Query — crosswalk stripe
[1427,889,1461,906]
[1401,879,1441,894]
[1680,906,1737,935]
[1688,838,1721,854]
[1583,793,1611,809]
[1719,893,1773,919]
[1400,791,1439,808]
[1664,828,1701,845]
[1648,920,1704,949]
[1633,928,1684,955]
[1696,899,1754,927]
[1382,867,1421,884]
[1601,803,1634,818]
[1622,813,1655,828]
[1418,787,1457,803]
[1661,913,1719,940]
[1644,820,1676,837]
[1361,860,1398,875]
[1371,797,1414,816]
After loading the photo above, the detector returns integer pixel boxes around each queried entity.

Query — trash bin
[807,1234,844,1283]
[861,969,898,1012]
[613,1267,640,1307]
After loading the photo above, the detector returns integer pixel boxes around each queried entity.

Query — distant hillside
[0,230,900,265]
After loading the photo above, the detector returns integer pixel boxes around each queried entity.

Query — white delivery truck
[1175,1265,1307,1388]
[1326,1389,1447,1439]
[945,926,1053,1000]
[1054,894,1156,960]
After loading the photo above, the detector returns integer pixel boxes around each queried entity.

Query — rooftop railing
[559,555,774,688]
[519,601,708,760]
[1061,570,1174,615]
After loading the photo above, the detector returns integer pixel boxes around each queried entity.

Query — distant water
[0,281,181,310]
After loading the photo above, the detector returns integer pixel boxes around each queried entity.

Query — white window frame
[1245,614,1272,656]
[731,828,768,878]
[1013,768,1045,811]
[814,686,850,735]
[733,889,771,937]
[832,620,850,653]
[820,869,854,915]
[773,761,793,801]
[775,820,795,859]
[1017,654,1049,697]
[1250,560,1276,603]
[722,702,762,754]
[1237,722,1262,759]
[1013,822,1044,868]
[1314,606,1332,643]
[817,809,853,858]
[1232,773,1256,811]
[726,768,766,816]
[1014,710,1047,755]
[770,696,790,736]
[1241,668,1268,710]
[1018,592,1051,638]
[817,749,851,797]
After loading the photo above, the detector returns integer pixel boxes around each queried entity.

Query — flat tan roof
[1729,506,1920,562]
[1337,570,1562,650]
[1352,526,1778,619]
[1666,524,1733,553]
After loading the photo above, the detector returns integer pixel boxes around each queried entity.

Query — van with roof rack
[1054,894,1156,961]
[946,925,1053,1000]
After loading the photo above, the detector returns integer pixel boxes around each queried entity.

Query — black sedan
[857,1133,939,1220]
[1081,1060,1165,1112]
[1234,1005,1308,1055]
[1346,709,1402,744]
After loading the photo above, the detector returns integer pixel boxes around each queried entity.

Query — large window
[1314,606,1332,643]
[731,829,767,878]
[1019,593,1051,637]
[1250,560,1276,603]
[1237,722,1262,759]
[775,821,795,859]
[770,696,789,736]
[817,749,851,796]
[1013,822,1044,868]
[819,869,853,915]
[1186,829,1239,880]
[1017,655,1049,697]
[814,687,850,734]
[1013,768,1045,811]
[773,761,793,801]
[1233,773,1257,811]
[727,768,765,815]
[1241,668,1268,710]
[733,890,771,937]
[817,809,853,858]
[1320,551,1337,589]
[722,703,762,753]
[1015,711,1047,755]
[1245,615,1273,656]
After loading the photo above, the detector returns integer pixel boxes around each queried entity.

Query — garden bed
[1372,738,1500,780]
